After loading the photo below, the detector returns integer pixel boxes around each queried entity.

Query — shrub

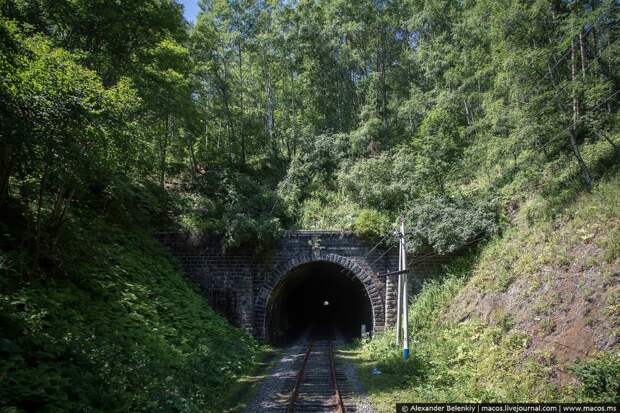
[570,353,620,403]
[354,209,392,240]
[405,195,499,254]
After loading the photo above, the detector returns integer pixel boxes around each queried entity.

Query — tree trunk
[0,145,14,208]
[463,98,472,126]
[579,30,587,76]
[238,42,246,165]
[265,70,276,157]
[159,115,169,188]
[186,132,198,184]
[547,62,555,83]
[289,70,297,160]
[50,187,75,248]
[215,64,237,165]
[379,40,388,132]
[570,36,593,188]
[600,131,618,152]
[33,162,50,268]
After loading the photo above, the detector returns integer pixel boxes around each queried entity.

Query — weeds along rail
[287,340,347,413]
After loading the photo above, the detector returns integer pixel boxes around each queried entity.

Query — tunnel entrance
[266,261,373,344]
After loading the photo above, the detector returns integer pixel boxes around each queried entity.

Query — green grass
[220,348,281,412]
[0,215,264,412]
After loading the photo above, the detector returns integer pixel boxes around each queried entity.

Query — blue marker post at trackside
[400,216,410,361]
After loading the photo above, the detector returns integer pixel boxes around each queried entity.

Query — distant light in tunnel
[323,300,330,306]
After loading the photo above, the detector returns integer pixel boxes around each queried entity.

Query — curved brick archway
[254,252,384,340]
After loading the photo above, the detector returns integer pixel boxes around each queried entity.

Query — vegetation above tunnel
[1,0,618,250]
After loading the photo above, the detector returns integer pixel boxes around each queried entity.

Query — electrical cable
[369,243,397,267]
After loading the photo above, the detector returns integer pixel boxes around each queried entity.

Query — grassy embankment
[345,171,620,410]
[0,214,268,412]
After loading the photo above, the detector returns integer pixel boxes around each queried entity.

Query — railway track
[287,339,348,413]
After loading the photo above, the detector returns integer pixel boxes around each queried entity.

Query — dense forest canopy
[1,0,619,255]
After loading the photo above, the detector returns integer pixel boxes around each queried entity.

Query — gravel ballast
[244,340,376,413]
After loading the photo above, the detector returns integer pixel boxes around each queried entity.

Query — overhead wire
[363,232,396,260]
[369,244,397,268]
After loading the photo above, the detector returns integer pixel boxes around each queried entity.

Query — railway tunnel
[266,261,373,344]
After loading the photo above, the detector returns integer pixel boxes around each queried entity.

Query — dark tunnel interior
[266,261,373,344]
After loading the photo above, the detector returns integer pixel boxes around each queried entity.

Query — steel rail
[329,340,346,413]
[288,340,314,413]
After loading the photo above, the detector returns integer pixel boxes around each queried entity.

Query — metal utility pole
[380,216,410,359]
[401,217,409,360]
[395,220,402,345]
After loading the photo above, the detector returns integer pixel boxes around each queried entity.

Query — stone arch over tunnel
[255,253,383,342]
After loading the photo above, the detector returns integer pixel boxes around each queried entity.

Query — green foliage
[1,0,620,408]
[474,172,620,293]
[412,95,466,193]
[5,0,186,84]
[294,192,392,239]
[0,0,616,297]
[219,173,285,249]
[0,216,261,412]
[278,134,350,213]
[299,193,359,231]
[405,195,499,254]
[354,209,391,240]
[570,353,620,403]
[4,0,620,252]
[338,153,404,211]
[407,256,474,332]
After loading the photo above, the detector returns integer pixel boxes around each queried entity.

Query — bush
[338,153,404,211]
[570,353,620,403]
[405,195,499,254]
[353,209,392,240]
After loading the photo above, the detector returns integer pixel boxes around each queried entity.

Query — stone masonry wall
[156,230,450,340]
